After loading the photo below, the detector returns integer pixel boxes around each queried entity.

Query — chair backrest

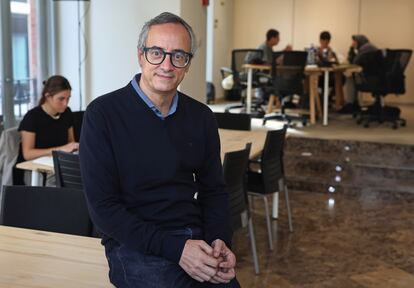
[384,49,412,94]
[232,49,264,86]
[260,126,287,193]
[0,127,20,189]
[52,151,83,190]
[223,143,251,230]
[0,185,92,236]
[72,111,85,142]
[271,51,308,96]
[354,50,387,94]
[214,112,251,131]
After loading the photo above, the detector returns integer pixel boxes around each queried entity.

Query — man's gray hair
[137,12,197,55]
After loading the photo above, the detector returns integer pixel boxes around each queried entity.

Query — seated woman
[14,75,79,185]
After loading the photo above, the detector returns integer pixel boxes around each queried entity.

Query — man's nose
[160,54,174,70]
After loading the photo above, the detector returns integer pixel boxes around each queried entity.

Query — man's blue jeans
[105,229,241,288]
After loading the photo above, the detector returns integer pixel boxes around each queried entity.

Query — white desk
[0,225,112,287]
[16,156,54,186]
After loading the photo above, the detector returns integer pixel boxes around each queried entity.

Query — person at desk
[246,28,292,64]
[79,12,239,287]
[246,29,293,111]
[13,75,79,185]
[316,31,339,66]
[315,31,344,109]
[340,34,378,114]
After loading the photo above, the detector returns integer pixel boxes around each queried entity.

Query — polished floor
[209,102,414,287]
[233,189,414,288]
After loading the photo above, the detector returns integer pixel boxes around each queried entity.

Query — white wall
[359,0,414,103]
[54,0,206,108]
[54,1,82,110]
[212,0,234,99]
[180,0,207,103]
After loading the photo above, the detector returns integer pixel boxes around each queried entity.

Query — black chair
[247,126,293,251]
[355,49,412,129]
[223,143,259,274]
[213,112,251,131]
[262,51,308,126]
[221,49,267,117]
[53,151,83,190]
[72,111,84,142]
[206,82,215,104]
[0,185,92,236]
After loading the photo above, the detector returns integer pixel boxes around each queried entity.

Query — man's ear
[137,49,144,66]
[184,60,192,73]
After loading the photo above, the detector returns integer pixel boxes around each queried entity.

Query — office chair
[53,151,83,190]
[355,49,412,129]
[223,143,260,274]
[0,185,92,236]
[213,112,251,131]
[262,51,308,126]
[247,126,293,251]
[221,49,267,117]
[52,151,102,238]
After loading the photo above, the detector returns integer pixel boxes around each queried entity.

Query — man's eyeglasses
[143,47,193,68]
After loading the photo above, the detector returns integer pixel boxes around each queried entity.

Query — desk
[0,225,112,287]
[16,157,54,186]
[243,63,361,126]
[306,64,361,125]
[219,128,267,161]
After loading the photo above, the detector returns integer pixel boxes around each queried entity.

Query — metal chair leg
[262,195,274,250]
[272,191,279,219]
[248,217,260,274]
[283,180,293,232]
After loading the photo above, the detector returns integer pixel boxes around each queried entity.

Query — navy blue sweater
[79,80,230,263]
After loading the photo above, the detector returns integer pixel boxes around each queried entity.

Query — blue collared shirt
[131,74,178,119]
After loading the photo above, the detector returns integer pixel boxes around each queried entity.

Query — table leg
[335,71,344,111]
[246,68,253,114]
[31,170,42,186]
[323,71,329,126]
[309,75,316,125]
[266,95,275,114]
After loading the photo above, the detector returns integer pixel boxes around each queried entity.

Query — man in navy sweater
[79,12,239,287]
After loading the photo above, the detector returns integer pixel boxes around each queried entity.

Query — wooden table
[219,128,267,161]
[306,64,361,125]
[0,225,112,287]
[242,63,361,126]
[16,156,54,186]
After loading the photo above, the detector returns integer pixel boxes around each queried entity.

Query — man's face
[270,36,280,47]
[138,23,191,97]
[320,39,330,49]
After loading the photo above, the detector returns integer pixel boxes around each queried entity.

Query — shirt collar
[131,73,178,119]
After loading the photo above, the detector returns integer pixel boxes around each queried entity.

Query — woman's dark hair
[39,75,71,105]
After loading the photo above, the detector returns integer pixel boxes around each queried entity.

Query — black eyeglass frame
[142,46,193,68]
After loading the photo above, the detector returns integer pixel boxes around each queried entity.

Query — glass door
[1,0,39,130]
